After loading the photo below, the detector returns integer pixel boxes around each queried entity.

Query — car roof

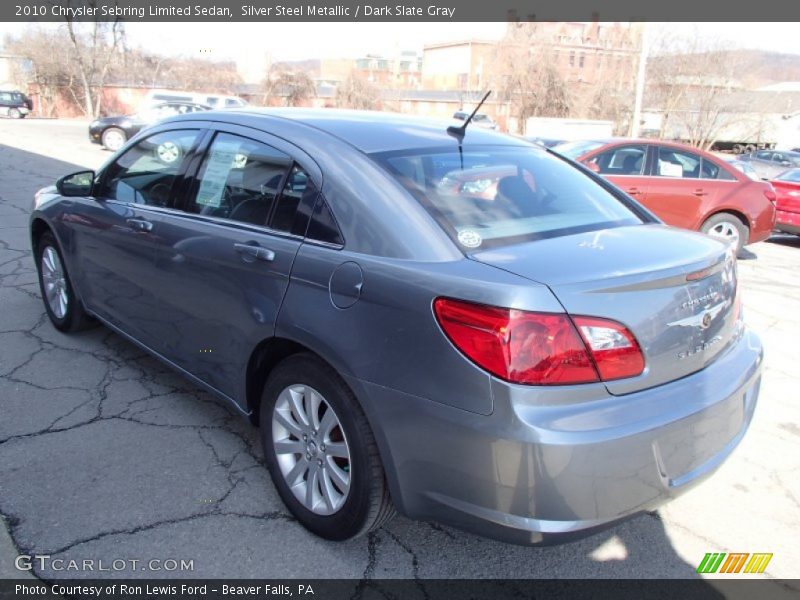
[198,108,525,154]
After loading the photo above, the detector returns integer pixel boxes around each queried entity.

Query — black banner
[5,0,800,22]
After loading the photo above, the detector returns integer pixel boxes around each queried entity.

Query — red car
[771,168,800,236]
[554,139,776,252]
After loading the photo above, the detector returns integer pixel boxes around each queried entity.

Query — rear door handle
[693,189,708,197]
[126,218,153,232]
[234,242,275,262]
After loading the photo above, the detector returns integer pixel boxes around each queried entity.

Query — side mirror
[56,170,95,197]
[780,160,792,166]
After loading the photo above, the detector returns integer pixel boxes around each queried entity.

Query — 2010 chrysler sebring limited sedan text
[30,109,763,545]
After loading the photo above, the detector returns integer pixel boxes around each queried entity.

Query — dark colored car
[554,138,777,252]
[771,168,800,235]
[89,102,211,151]
[739,149,800,180]
[31,110,762,545]
[0,90,33,119]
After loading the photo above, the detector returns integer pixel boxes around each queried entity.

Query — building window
[569,51,575,66]
[579,54,585,68]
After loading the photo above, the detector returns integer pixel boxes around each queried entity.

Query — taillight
[764,188,777,204]
[572,317,645,381]
[433,298,644,385]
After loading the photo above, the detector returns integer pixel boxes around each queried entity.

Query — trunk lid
[472,224,740,395]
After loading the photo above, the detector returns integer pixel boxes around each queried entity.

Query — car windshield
[552,140,606,160]
[373,145,643,251]
[776,168,800,183]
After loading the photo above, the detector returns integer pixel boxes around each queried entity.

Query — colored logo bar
[697,552,773,574]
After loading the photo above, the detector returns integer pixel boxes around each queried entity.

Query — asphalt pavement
[0,119,798,589]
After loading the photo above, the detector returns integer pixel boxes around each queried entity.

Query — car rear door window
[186,133,291,226]
[656,147,701,178]
[306,197,343,246]
[96,129,200,206]
[270,164,319,235]
[590,144,647,176]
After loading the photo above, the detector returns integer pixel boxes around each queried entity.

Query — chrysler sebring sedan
[30,110,762,545]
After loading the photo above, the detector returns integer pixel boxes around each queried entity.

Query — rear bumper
[776,209,800,234]
[354,327,762,545]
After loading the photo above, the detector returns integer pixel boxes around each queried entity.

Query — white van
[141,90,247,110]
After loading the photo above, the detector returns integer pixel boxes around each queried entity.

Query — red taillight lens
[764,188,777,204]
[572,316,645,381]
[433,298,644,385]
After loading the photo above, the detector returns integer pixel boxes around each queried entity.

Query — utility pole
[629,23,648,138]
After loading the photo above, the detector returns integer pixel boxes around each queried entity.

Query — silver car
[739,149,800,180]
[30,109,762,545]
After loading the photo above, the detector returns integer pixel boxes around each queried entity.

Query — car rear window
[373,145,643,251]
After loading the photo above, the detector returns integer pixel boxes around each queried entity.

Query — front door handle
[126,218,153,232]
[626,188,642,195]
[234,242,275,262]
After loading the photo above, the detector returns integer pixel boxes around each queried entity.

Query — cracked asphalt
[0,119,798,584]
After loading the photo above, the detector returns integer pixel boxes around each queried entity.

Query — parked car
[525,136,566,148]
[723,157,761,181]
[141,89,247,109]
[89,102,211,151]
[32,110,762,545]
[771,168,800,236]
[738,149,800,180]
[554,138,777,252]
[452,111,497,129]
[0,90,33,119]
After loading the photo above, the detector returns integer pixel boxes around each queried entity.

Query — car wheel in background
[260,354,395,541]
[701,213,749,254]
[155,141,182,164]
[35,231,94,332]
[101,127,127,152]
[8,108,21,119]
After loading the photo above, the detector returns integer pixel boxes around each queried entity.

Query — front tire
[701,213,749,254]
[260,354,395,541]
[35,231,93,332]
[101,127,126,152]
[8,108,21,119]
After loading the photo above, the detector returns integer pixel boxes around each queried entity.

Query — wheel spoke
[320,468,339,512]
[306,388,322,430]
[326,457,350,492]
[289,387,310,428]
[319,409,337,438]
[325,441,349,458]
[274,438,304,455]
[273,409,304,438]
[284,457,308,487]
[305,463,319,510]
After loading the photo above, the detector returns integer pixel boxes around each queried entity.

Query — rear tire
[700,213,749,254]
[35,231,94,332]
[260,354,395,541]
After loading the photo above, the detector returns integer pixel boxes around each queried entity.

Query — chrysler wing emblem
[668,301,727,329]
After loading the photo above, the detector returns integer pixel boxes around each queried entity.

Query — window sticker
[457,229,483,248]
[195,139,244,208]
[658,160,684,178]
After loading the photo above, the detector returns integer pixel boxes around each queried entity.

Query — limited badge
[457,230,483,248]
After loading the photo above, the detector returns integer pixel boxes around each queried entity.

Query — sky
[3,21,800,78]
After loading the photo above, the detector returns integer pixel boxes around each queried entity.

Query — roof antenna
[447,90,492,140]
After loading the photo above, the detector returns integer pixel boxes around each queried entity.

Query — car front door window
[589,145,647,176]
[97,129,200,206]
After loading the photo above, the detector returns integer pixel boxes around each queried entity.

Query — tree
[647,31,750,150]
[489,23,570,133]
[64,15,125,118]
[334,74,380,110]
[263,69,316,107]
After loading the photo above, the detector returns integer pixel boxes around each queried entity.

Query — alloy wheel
[41,246,68,319]
[271,384,352,516]
[706,220,740,247]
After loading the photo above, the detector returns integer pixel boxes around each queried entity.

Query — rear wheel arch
[704,209,751,231]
